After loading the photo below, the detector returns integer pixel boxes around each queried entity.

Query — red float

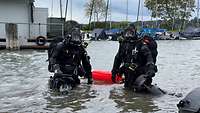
[92,70,123,83]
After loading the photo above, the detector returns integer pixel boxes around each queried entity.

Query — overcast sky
[35,0,198,24]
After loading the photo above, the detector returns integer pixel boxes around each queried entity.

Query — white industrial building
[0,0,48,49]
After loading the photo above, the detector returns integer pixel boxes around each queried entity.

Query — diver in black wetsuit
[111,23,157,89]
[48,28,93,85]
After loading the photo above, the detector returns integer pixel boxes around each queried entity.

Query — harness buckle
[124,63,138,71]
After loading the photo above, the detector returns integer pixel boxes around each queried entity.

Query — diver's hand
[146,70,155,78]
[54,64,62,74]
[86,72,93,84]
[55,69,62,74]
[111,74,116,83]
[146,63,156,77]
[111,69,119,83]
[143,74,153,86]
[87,78,93,84]
[48,64,54,72]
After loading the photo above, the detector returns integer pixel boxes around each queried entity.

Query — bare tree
[85,0,107,22]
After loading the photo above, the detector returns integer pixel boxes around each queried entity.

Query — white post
[51,0,54,17]
[64,0,69,21]
[109,0,112,29]
[5,23,18,50]
[60,0,63,18]
[141,0,144,28]
[126,0,128,22]
[137,0,141,22]
[197,0,199,25]
[70,0,72,20]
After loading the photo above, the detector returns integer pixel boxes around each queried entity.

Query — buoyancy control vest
[119,36,157,67]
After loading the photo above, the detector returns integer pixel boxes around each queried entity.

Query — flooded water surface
[1,40,200,113]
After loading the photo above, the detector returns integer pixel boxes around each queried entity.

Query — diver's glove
[82,42,89,48]
[48,64,54,72]
[143,69,155,86]
[87,77,93,84]
[143,74,153,86]
[87,72,93,84]
[146,63,156,78]
[146,70,155,78]
[112,74,116,83]
[111,69,119,83]
[118,36,124,43]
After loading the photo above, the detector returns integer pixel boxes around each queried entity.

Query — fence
[0,22,64,49]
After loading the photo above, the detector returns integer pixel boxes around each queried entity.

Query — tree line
[84,0,197,31]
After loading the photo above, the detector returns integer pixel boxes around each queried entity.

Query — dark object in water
[179,27,200,39]
[49,73,76,92]
[177,88,200,113]
[133,74,166,96]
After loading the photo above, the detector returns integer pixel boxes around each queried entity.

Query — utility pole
[89,0,95,30]
[155,0,158,28]
[197,0,199,26]
[51,0,54,17]
[109,0,112,29]
[105,0,109,29]
[141,0,144,28]
[136,0,141,22]
[60,0,63,18]
[64,0,69,21]
[126,0,129,23]
[70,0,72,20]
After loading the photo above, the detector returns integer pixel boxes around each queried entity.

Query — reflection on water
[44,84,97,112]
[0,41,200,112]
[109,86,159,113]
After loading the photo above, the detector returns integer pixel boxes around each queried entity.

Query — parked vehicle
[91,29,108,40]
[139,28,167,40]
[179,27,200,40]
[105,28,123,41]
